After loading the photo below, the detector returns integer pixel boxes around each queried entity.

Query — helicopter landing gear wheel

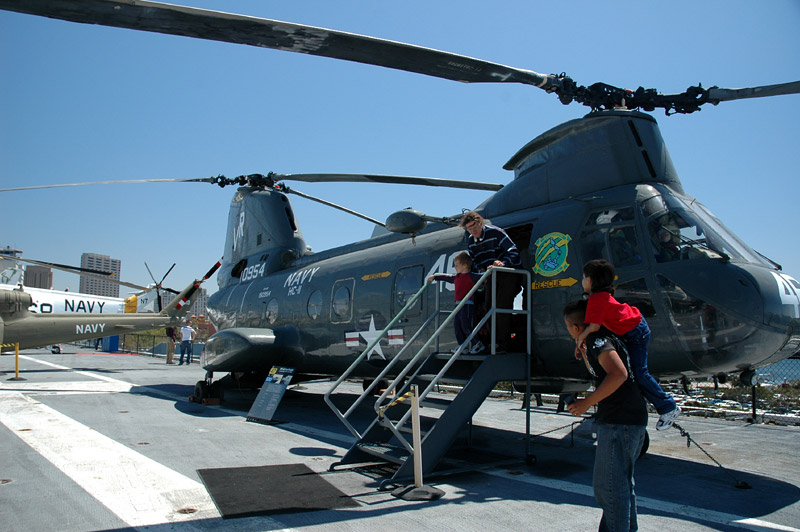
[194,380,209,402]
[740,369,758,387]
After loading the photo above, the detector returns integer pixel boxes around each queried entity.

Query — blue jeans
[179,341,192,364]
[594,423,646,532]
[454,302,480,349]
[622,318,676,415]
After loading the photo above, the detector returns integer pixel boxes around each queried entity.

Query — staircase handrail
[378,267,530,447]
[324,280,434,439]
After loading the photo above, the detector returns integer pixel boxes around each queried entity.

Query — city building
[79,253,122,297]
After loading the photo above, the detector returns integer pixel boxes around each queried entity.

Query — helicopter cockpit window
[579,208,642,268]
[648,211,730,263]
[645,193,767,265]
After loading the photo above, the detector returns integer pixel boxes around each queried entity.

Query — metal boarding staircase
[324,267,532,486]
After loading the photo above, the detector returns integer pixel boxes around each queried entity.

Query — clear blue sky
[1,0,798,294]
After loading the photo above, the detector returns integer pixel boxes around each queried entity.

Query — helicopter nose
[760,269,800,325]
[654,262,800,375]
[745,265,800,362]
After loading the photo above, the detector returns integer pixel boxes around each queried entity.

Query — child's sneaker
[470,341,486,354]
[656,406,680,431]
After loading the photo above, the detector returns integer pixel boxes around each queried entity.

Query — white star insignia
[359,315,385,360]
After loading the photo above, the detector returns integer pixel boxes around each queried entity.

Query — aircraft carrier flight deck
[1,346,799,532]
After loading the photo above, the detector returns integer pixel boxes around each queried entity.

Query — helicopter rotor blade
[0,0,556,91]
[706,81,800,104]
[14,257,113,278]
[14,257,150,291]
[144,262,158,285]
[2,1,798,114]
[144,261,163,311]
[0,173,503,193]
[160,263,176,286]
[282,186,385,227]
[273,173,503,191]
[159,264,180,295]
[0,177,216,193]
[145,262,180,300]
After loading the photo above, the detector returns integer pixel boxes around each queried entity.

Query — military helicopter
[2,0,799,405]
[0,259,219,351]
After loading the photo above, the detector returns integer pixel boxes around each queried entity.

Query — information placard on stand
[246,366,295,425]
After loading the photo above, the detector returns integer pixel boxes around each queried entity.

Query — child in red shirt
[576,259,680,430]
[428,251,484,354]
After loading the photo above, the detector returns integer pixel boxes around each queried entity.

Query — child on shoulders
[576,259,680,430]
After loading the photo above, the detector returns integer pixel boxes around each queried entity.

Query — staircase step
[419,396,454,410]
[398,424,429,436]
[355,442,409,465]
[433,352,488,362]
[416,374,470,386]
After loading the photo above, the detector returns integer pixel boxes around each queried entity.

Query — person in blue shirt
[460,211,522,352]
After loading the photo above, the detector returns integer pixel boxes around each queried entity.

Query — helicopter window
[586,208,635,225]
[609,227,642,267]
[265,298,279,324]
[648,211,730,263]
[614,278,655,318]
[579,226,642,268]
[332,284,352,320]
[231,259,247,278]
[395,265,423,316]
[657,275,750,353]
[307,290,323,320]
[645,193,768,266]
[689,201,771,267]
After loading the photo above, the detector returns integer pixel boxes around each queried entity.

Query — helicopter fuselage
[203,111,800,389]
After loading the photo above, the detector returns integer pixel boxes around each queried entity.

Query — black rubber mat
[198,463,359,518]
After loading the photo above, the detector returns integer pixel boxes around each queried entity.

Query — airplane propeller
[1,0,797,114]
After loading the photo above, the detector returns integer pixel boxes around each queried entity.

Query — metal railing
[375,267,530,452]
[324,267,531,444]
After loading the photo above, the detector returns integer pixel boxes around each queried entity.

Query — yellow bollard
[3,342,26,381]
